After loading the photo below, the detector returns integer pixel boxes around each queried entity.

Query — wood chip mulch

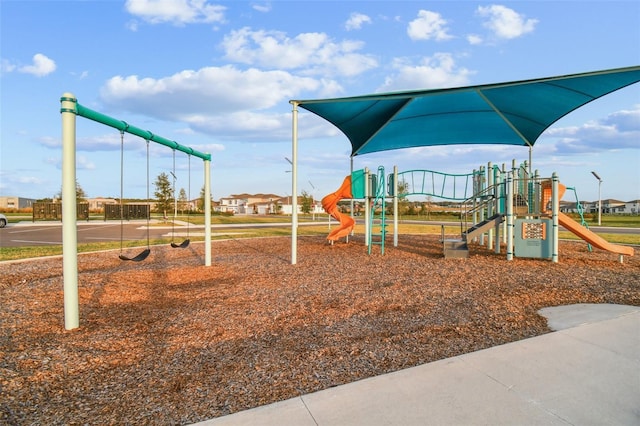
[1,234,638,425]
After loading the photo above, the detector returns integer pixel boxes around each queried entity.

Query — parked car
[0,213,7,228]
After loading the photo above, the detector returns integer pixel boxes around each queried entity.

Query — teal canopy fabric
[294,66,640,156]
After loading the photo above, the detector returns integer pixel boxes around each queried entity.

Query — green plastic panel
[351,169,366,199]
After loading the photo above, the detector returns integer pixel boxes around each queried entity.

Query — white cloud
[37,136,60,148]
[407,10,453,41]
[541,106,640,154]
[15,175,47,185]
[603,106,640,132]
[191,143,225,153]
[175,127,195,135]
[467,34,483,45]
[252,2,271,13]
[190,110,287,135]
[476,5,538,40]
[38,133,128,152]
[317,78,344,98]
[77,155,96,170]
[45,156,61,168]
[125,0,226,25]
[101,65,318,116]
[126,20,139,31]
[70,70,89,79]
[98,65,325,141]
[19,53,56,77]
[345,12,372,31]
[1,59,16,73]
[377,53,473,92]
[189,110,337,142]
[220,27,378,77]
[77,134,122,152]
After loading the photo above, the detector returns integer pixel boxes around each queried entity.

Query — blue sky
[1,0,639,204]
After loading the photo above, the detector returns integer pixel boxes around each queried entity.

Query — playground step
[463,213,504,242]
[443,239,469,259]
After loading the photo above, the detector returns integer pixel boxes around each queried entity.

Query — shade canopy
[294,66,640,156]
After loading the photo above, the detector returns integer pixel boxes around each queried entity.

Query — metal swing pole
[61,93,79,330]
[119,130,126,254]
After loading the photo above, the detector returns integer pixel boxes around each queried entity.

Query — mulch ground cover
[1,234,638,425]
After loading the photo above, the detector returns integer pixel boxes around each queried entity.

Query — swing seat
[171,239,190,249]
[119,248,151,262]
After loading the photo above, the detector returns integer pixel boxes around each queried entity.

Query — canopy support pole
[393,165,398,247]
[204,158,212,266]
[350,156,354,236]
[290,101,299,265]
[552,172,560,263]
[506,170,514,261]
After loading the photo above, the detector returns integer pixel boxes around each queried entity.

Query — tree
[56,179,87,202]
[397,179,410,215]
[154,172,173,218]
[300,190,313,214]
[178,188,188,214]
[422,195,433,219]
[198,185,213,212]
[388,179,410,215]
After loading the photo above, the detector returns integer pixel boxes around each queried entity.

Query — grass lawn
[1,217,637,262]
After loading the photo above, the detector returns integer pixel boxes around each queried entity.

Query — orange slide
[542,181,633,257]
[321,175,355,242]
[558,212,634,256]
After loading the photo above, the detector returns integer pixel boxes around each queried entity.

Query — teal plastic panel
[514,218,552,259]
[351,169,366,199]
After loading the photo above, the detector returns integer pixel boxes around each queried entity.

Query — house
[87,197,118,211]
[623,200,640,215]
[559,201,579,214]
[600,199,626,214]
[218,193,323,215]
[277,196,324,215]
[0,196,36,210]
[219,193,281,214]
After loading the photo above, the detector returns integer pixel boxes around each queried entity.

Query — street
[0,219,638,249]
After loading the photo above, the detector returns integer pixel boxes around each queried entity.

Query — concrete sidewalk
[195,304,640,426]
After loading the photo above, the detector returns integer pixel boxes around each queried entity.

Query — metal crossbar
[60,96,211,161]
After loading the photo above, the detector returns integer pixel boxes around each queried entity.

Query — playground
[2,66,638,424]
[1,234,638,424]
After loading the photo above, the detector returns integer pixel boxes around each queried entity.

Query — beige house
[87,197,118,210]
[219,193,281,214]
[0,196,36,210]
[218,193,323,215]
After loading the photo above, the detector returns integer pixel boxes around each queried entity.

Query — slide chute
[321,175,355,242]
[542,181,633,257]
[558,212,633,256]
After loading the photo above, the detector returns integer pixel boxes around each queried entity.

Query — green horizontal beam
[60,95,211,161]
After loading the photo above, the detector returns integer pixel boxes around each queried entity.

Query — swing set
[116,131,192,260]
[60,92,212,330]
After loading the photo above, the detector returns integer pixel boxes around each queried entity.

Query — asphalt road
[0,220,315,248]
[0,222,166,248]
[0,220,638,249]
